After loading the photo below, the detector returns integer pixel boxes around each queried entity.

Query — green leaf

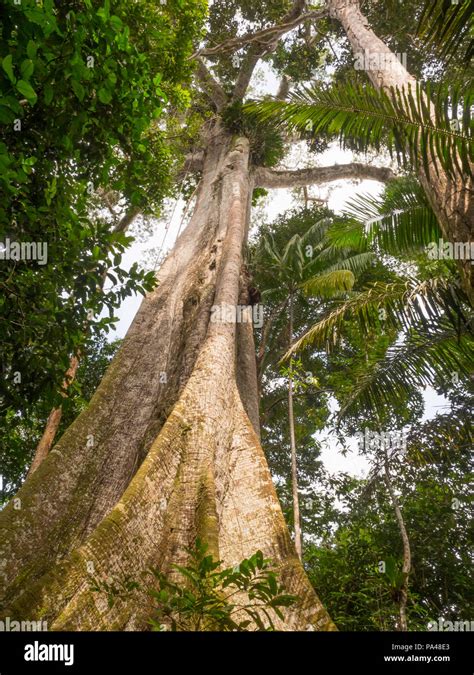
[71,80,85,102]
[26,40,38,60]
[43,83,54,105]
[2,55,15,84]
[110,15,123,31]
[98,87,112,104]
[0,106,14,124]
[22,156,37,167]
[20,59,34,80]
[16,80,37,104]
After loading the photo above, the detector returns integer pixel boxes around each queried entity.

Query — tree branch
[232,48,263,102]
[195,9,327,58]
[113,206,140,233]
[254,163,395,189]
[195,58,228,111]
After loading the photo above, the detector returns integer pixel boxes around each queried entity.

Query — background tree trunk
[383,454,411,631]
[329,0,474,304]
[27,355,79,476]
[288,292,303,559]
[0,125,335,631]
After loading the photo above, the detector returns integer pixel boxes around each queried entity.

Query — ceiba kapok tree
[2,0,432,630]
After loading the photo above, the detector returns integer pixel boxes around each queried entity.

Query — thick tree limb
[195,58,228,111]
[232,48,263,102]
[113,206,140,233]
[254,163,395,188]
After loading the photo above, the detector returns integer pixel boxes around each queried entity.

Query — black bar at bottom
[0,631,471,673]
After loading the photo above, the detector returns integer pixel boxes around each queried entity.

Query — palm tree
[281,181,474,418]
[253,217,373,557]
[417,0,473,64]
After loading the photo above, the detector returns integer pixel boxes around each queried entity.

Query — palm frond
[329,177,442,256]
[417,0,474,63]
[318,251,376,276]
[282,276,471,359]
[246,81,473,178]
[302,269,355,297]
[338,321,474,417]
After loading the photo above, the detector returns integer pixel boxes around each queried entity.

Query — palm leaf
[246,81,473,178]
[338,320,474,417]
[417,0,474,63]
[328,177,442,256]
[282,276,471,359]
[303,269,355,297]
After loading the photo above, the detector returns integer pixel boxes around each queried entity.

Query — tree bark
[287,293,303,560]
[329,0,474,304]
[383,454,411,632]
[0,125,335,631]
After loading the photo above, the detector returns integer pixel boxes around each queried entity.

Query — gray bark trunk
[383,455,411,632]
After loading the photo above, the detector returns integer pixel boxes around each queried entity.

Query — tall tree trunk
[288,292,303,560]
[329,0,474,304]
[383,454,411,631]
[0,125,335,631]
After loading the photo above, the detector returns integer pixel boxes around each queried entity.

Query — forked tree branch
[231,2,323,102]
[233,47,264,102]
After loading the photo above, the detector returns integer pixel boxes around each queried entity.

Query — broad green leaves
[16,79,37,104]
[147,540,297,631]
[0,0,206,427]
[2,55,15,83]
[89,539,297,631]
